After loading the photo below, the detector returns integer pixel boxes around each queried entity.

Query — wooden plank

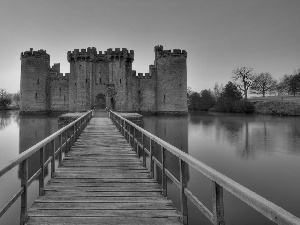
[26,116,182,225]
[25,217,183,225]
[27,209,181,217]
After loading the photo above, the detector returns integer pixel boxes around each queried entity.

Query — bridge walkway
[25,112,182,224]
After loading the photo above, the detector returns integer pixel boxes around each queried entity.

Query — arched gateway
[95,93,106,109]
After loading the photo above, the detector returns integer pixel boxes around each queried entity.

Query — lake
[0,110,300,224]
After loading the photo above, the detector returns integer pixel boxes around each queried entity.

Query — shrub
[233,100,255,113]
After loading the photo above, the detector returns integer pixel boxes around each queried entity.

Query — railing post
[133,127,136,152]
[142,133,146,167]
[39,146,45,196]
[136,129,139,155]
[161,146,167,196]
[51,139,55,178]
[73,124,75,145]
[59,133,63,166]
[128,124,131,144]
[20,158,28,224]
[179,158,188,225]
[149,139,154,179]
[123,120,125,137]
[212,181,225,225]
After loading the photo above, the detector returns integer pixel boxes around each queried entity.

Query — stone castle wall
[20,45,187,114]
[20,49,50,113]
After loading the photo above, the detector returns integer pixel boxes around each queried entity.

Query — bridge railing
[107,108,300,225]
[0,110,94,224]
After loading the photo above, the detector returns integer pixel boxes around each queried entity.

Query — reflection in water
[0,111,58,225]
[0,110,19,131]
[145,112,300,225]
[143,115,190,183]
[18,116,58,180]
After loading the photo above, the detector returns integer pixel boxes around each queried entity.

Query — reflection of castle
[18,116,58,179]
[20,46,187,114]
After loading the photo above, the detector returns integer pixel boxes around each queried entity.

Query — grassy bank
[249,96,300,116]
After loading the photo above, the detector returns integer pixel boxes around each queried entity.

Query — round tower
[20,48,50,113]
[154,46,188,114]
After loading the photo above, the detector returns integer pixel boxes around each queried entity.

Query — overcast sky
[0,0,299,93]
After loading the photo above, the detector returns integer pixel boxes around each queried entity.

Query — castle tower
[106,48,134,111]
[67,47,97,112]
[20,48,50,113]
[154,45,188,114]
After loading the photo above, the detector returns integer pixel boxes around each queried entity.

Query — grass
[249,95,300,103]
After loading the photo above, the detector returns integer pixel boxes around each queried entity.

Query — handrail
[0,110,94,224]
[106,108,300,225]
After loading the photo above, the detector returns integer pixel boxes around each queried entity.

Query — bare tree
[250,72,277,97]
[232,67,254,100]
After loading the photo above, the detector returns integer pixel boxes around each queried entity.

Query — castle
[20,45,187,114]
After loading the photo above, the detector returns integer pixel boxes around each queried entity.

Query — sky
[0,0,299,93]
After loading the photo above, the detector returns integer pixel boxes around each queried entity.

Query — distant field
[249,95,300,103]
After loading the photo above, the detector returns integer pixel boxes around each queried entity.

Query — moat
[0,110,300,225]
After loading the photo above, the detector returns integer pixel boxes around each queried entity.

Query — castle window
[59,87,62,96]
[138,90,141,95]
[86,78,88,83]
[64,95,65,102]
[164,95,166,101]
[35,93,38,99]
[120,79,122,84]
[75,82,76,86]
[37,78,39,85]
[100,78,102,85]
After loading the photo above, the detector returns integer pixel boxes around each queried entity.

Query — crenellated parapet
[132,72,152,79]
[67,47,97,62]
[154,45,187,59]
[67,47,134,62]
[20,48,50,60]
[105,48,134,62]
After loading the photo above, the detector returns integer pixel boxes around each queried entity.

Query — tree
[199,89,215,111]
[12,91,20,107]
[250,72,277,97]
[213,82,224,101]
[279,73,300,97]
[232,66,254,100]
[0,89,12,108]
[188,92,201,110]
[215,82,243,112]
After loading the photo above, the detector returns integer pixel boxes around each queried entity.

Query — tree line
[0,89,20,109]
[188,67,300,113]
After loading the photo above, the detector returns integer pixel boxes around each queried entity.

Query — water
[0,110,58,225]
[142,111,300,225]
[1,110,300,224]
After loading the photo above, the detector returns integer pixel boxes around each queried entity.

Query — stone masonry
[20,46,188,114]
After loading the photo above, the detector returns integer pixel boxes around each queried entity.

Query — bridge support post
[179,158,188,225]
[39,146,45,196]
[161,146,167,196]
[20,158,28,225]
[212,182,225,225]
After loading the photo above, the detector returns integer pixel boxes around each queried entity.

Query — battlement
[50,71,69,81]
[132,71,152,79]
[67,47,97,62]
[51,63,60,73]
[105,48,134,61]
[154,45,187,59]
[20,48,50,60]
[67,47,134,62]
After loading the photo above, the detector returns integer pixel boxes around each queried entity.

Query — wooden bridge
[1,109,300,225]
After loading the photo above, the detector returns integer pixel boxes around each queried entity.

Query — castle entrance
[96,93,106,109]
